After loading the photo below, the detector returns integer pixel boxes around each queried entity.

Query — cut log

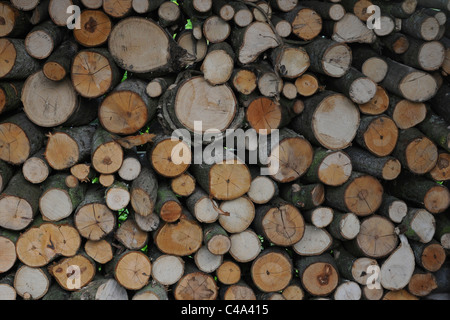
[0,2,31,38]
[105,181,130,211]
[333,246,378,285]
[0,38,40,79]
[341,0,373,21]
[329,67,377,105]
[14,265,50,300]
[115,218,148,250]
[171,172,196,197]
[380,234,415,291]
[344,146,401,181]
[386,171,450,214]
[248,61,283,98]
[398,38,445,72]
[270,15,292,38]
[74,187,116,241]
[380,32,410,55]
[132,281,168,300]
[43,40,78,82]
[81,0,103,9]
[304,39,352,78]
[281,5,322,40]
[392,127,438,175]
[107,250,151,290]
[229,2,253,27]
[212,0,235,21]
[149,136,191,179]
[219,196,255,234]
[203,223,231,255]
[203,15,230,44]
[71,163,94,183]
[84,239,114,265]
[228,229,261,263]
[383,289,419,300]
[24,20,64,60]
[29,0,50,25]
[22,148,51,185]
[49,0,81,26]
[296,253,339,297]
[333,281,362,300]
[149,248,185,286]
[70,278,128,300]
[345,215,398,258]
[175,30,207,64]
[220,281,256,300]
[325,171,384,217]
[99,174,114,187]
[292,224,333,256]
[254,198,305,247]
[385,95,427,130]
[0,173,41,231]
[45,125,97,171]
[194,245,223,274]
[270,0,298,12]
[327,212,361,241]
[158,1,182,28]
[280,181,325,211]
[173,264,218,301]
[48,253,96,291]
[251,247,293,293]
[39,173,86,222]
[434,214,450,249]
[247,172,278,204]
[294,74,319,98]
[186,187,219,223]
[372,0,417,19]
[290,91,360,151]
[398,208,436,244]
[0,81,23,115]
[378,194,408,224]
[130,166,158,217]
[132,0,165,13]
[417,109,450,153]
[303,207,334,229]
[91,127,124,174]
[216,260,241,285]
[153,210,203,256]
[118,152,141,182]
[324,13,376,44]
[154,182,183,223]
[301,1,345,21]
[410,240,446,272]
[103,0,132,18]
[10,0,40,11]
[407,269,438,297]
[201,42,235,85]
[269,44,310,79]
[133,210,160,233]
[351,46,388,83]
[0,159,13,193]
[401,10,440,41]
[0,230,17,273]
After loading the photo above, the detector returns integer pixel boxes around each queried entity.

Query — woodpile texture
[0,0,449,301]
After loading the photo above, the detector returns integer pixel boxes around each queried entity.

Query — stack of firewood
[0,0,449,301]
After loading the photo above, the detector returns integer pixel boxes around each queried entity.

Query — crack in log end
[317,264,332,285]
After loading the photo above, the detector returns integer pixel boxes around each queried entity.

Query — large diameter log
[109,17,192,75]
[326,171,383,217]
[39,173,86,222]
[0,113,44,165]
[0,173,41,231]
[380,59,438,102]
[43,40,78,82]
[91,127,124,175]
[74,10,112,47]
[324,13,376,44]
[0,38,40,80]
[130,166,158,217]
[99,79,158,135]
[290,91,360,151]
[45,125,96,171]
[304,38,352,78]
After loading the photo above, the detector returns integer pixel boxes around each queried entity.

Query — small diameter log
[212,0,235,21]
[386,171,450,214]
[325,171,384,217]
[292,224,333,256]
[155,182,183,223]
[194,245,223,274]
[0,81,23,115]
[84,239,114,265]
[45,125,97,171]
[203,15,231,44]
[158,1,182,28]
[327,212,361,241]
[0,173,41,231]
[281,5,322,40]
[0,2,31,38]
[118,152,141,182]
[133,210,160,233]
[176,30,207,64]
[186,187,220,223]
[296,253,339,297]
[230,21,280,65]
[408,269,438,297]
[107,251,151,291]
[303,148,352,187]
[115,218,148,250]
[380,59,437,103]
[251,247,293,293]
[171,172,196,197]
[71,163,94,183]
[173,264,218,301]
[392,127,438,175]
[357,86,389,116]
[99,79,158,135]
[380,235,415,291]
[24,20,64,60]
[39,173,86,222]
[372,0,417,19]
[0,39,39,80]
[105,181,130,211]
[99,174,114,188]
[380,32,410,55]
[351,46,388,84]
[345,215,398,259]
[216,260,241,285]
[333,246,378,285]
[74,187,116,241]
[269,44,310,79]
[383,290,419,300]
[329,67,377,105]
[149,136,191,179]
[340,0,373,21]
[417,109,450,153]
[203,223,231,255]
[295,73,319,97]
[149,248,185,286]
[49,253,96,291]
[270,16,292,38]
[410,240,446,273]
[71,48,120,99]
[91,127,124,175]
[280,182,325,211]
[153,210,203,257]
[402,10,440,41]
[146,76,175,98]
[290,91,360,151]
[29,0,50,25]
[22,148,51,184]
[303,207,334,229]
[132,0,165,13]
[385,95,427,130]
[130,166,158,217]
[43,284,71,300]
[0,229,18,273]
[344,146,401,181]
[324,13,376,44]
[430,81,450,124]
[14,265,50,300]
[254,198,305,247]
[378,194,408,224]
[132,281,168,301]
[301,1,345,21]
[269,0,298,12]
[0,159,14,193]
[219,196,256,234]
[229,2,253,27]
[398,208,436,244]
[43,40,78,82]
[304,38,352,78]
[49,0,81,26]
[229,229,261,263]
[70,278,128,300]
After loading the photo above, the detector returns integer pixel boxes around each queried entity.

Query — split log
[410,240,446,272]
[292,224,333,256]
[14,265,50,300]
[0,173,41,231]
[43,40,78,82]
[74,187,116,241]
[106,250,151,291]
[0,38,40,79]
[115,218,148,250]
[228,229,261,263]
